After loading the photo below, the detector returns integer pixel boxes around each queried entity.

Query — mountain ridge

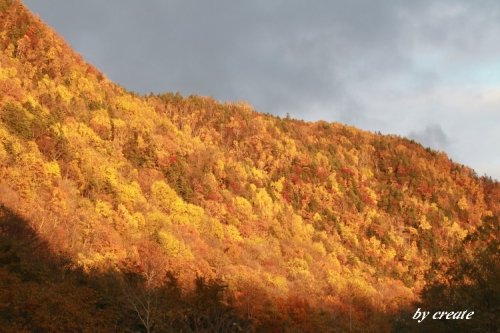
[0,1,498,332]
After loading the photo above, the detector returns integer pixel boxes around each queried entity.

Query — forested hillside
[0,1,498,332]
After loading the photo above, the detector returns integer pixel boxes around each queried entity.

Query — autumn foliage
[0,1,498,332]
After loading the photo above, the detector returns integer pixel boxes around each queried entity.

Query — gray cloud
[22,0,500,179]
[409,124,450,151]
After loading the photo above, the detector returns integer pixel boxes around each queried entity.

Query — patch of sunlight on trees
[157,230,194,259]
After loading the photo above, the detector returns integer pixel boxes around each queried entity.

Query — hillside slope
[0,1,498,332]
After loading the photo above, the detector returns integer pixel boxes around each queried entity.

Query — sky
[23,0,500,180]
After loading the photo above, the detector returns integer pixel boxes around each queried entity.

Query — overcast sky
[24,0,500,179]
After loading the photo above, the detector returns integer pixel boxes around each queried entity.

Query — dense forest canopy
[0,1,498,332]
